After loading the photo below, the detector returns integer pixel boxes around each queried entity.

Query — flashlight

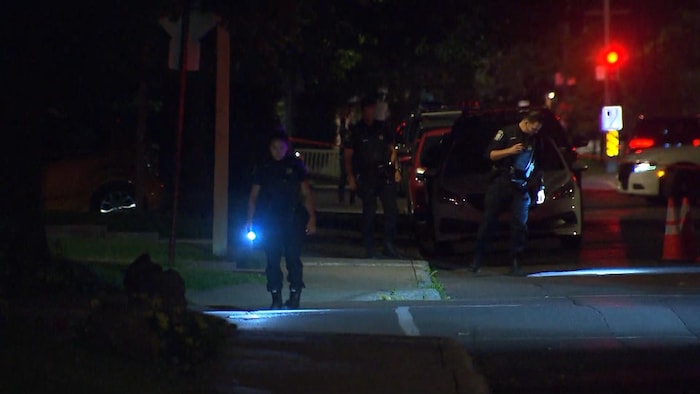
[246,229,257,241]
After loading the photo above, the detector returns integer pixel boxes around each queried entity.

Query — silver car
[424,111,584,252]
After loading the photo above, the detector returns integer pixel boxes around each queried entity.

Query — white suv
[617,116,700,200]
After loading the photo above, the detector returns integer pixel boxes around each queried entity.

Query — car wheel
[92,184,137,214]
[560,235,582,250]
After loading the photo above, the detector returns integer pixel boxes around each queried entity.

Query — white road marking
[395,306,420,336]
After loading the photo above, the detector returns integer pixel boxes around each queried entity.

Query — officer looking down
[344,97,401,259]
[470,110,545,275]
[246,132,317,309]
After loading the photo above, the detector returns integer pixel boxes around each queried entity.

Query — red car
[406,127,451,221]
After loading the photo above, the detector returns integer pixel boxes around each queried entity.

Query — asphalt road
[307,187,685,266]
[226,187,700,393]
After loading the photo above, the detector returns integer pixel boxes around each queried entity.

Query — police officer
[246,132,317,309]
[470,110,544,275]
[344,97,401,258]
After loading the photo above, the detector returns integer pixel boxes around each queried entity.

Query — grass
[48,235,265,291]
[428,268,449,300]
[49,236,217,264]
[87,261,264,290]
[45,210,214,239]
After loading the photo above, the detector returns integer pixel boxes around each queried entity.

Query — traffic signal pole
[603,0,611,106]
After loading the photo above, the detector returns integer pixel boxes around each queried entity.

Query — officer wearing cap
[470,110,544,275]
[344,97,401,258]
[246,131,317,309]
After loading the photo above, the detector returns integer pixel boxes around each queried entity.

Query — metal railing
[296,148,341,180]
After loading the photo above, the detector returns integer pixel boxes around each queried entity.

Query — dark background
[2,0,698,221]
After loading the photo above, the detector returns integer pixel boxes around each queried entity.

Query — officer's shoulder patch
[494,130,504,141]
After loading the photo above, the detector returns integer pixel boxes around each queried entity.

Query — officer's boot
[469,257,482,274]
[270,290,283,309]
[382,241,401,258]
[284,288,301,310]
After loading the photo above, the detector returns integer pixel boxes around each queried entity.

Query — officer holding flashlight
[246,131,316,309]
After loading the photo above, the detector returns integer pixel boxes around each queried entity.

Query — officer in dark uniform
[246,132,317,309]
[470,110,544,275]
[344,97,401,258]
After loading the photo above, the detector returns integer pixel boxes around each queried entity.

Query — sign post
[160,6,216,265]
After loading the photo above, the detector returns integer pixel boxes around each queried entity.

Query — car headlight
[633,161,657,173]
[415,167,426,182]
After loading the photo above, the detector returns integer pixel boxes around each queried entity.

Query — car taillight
[628,137,655,150]
[693,138,700,147]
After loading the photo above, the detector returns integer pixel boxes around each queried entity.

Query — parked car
[406,126,451,221]
[423,110,585,253]
[617,115,700,201]
[42,113,164,213]
[396,108,462,195]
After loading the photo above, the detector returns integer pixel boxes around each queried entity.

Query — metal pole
[168,1,191,267]
[603,0,611,105]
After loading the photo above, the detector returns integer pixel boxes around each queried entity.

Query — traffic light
[597,43,627,69]
[605,50,619,65]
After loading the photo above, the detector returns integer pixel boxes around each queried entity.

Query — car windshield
[633,118,700,144]
[444,122,565,176]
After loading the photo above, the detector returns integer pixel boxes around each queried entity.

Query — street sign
[601,105,623,131]
[160,12,216,71]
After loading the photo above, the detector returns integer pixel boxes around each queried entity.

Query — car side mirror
[572,135,590,148]
[421,145,440,169]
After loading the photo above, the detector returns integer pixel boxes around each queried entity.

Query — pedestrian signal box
[606,130,620,157]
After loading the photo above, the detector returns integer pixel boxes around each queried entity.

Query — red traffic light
[597,44,627,67]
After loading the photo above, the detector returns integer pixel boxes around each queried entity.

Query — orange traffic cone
[662,197,685,261]
[679,197,698,262]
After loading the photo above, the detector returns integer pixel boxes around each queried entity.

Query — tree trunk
[134,79,149,211]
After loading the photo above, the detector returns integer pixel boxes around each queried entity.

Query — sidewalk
[186,257,441,311]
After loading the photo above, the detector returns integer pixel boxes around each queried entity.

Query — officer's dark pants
[263,209,307,292]
[473,177,531,262]
[338,151,355,203]
[359,177,398,251]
